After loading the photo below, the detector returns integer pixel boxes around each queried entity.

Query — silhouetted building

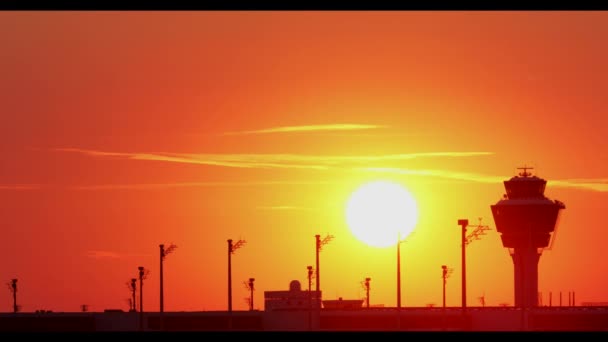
[264,280,321,311]
[491,168,566,308]
[322,297,364,310]
[580,302,608,307]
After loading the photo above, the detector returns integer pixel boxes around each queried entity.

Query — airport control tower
[491,167,566,308]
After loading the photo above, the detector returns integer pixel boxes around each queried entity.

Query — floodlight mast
[307,265,314,331]
[228,239,246,314]
[363,277,371,308]
[397,234,403,310]
[159,243,177,331]
[458,219,469,311]
[242,278,255,311]
[396,232,414,330]
[227,238,246,331]
[441,265,453,309]
[8,279,18,313]
[458,218,491,312]
[127,278,137,312]
[248,278,255,311]
[315,234,333,308]
[396,231,417,309]
[138,266,149,331]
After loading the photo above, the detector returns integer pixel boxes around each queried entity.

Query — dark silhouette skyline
[2,171,588,316]
[1,11,607,317]
[2,169,606,332]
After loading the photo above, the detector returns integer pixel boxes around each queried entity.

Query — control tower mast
[491,167,565,308]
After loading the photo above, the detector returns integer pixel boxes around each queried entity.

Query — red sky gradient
[1,11,608,312]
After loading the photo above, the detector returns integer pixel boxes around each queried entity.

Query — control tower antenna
[517,165,534,177]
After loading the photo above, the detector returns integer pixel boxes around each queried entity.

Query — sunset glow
[1,11,607,316]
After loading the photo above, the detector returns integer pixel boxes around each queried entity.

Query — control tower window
[505,180,546,199]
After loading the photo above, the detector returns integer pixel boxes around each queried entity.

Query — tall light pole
[228,239,246,330]
[442,265,447,309]
[396,233,411,330]
[228,239,246,314]
[307,265,314,331]
[458,219,469,311]
[247,278,255,311]
[138,266,149,331]
[307,266,314,293]
[458,218,490,313]
[159,243,177,331]
[315,234,333,309]
[397,235,402,310]
[397,232,413,309]
[9,279,18,313]
[363,278,371,308]
[129,279,137,312]
[228,239,246,313]
[159,245,164,330]
[441,265,453,309]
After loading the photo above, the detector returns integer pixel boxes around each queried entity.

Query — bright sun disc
[346,181,418,248]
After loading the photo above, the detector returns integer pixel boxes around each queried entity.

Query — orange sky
[1,11,608,313]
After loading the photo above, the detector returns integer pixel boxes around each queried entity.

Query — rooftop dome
[289,280,301,292]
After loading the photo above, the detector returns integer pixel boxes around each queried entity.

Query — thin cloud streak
[55,148,129,158]
[56,148,492,170]
[256,206,316,211]
[72,180,342,190]
[552,178,608,184]
[223,124,386,135]
[86,250,151,259]
[551,180,608,192]
[0,184,42,190]
[360,167,505,183]
[133,154,329,170]
[85,250,122,259]
[361,168,608,192]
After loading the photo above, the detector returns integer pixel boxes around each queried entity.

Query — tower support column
[511,246,540,308]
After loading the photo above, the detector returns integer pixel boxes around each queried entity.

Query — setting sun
[345,180,418,248]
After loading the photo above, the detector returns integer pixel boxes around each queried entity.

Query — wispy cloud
[223,124,386,135]
[256,206,316,211]
[72,181,341,190]
[85,250,151,259]
[551,179,608,192]
[56,148,128,157]
[360,168,608,192]
[0,184,41,190]
[53,148,608,192]
[359,168,505,184]
[56,148,492,171]
[86,250,122,259]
